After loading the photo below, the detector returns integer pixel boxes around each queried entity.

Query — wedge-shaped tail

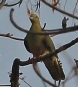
[43,56,65,81]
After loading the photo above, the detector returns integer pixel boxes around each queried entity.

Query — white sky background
[0,0,78,87]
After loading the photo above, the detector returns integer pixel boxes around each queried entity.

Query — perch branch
[16,37,78,66]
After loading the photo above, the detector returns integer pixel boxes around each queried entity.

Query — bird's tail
[43,56,65,81]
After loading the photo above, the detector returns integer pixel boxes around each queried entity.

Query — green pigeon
[24,12,65,85]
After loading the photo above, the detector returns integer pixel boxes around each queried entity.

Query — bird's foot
[38,55,44,63]
[33,55,43,62]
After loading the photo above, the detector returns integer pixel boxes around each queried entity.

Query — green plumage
[24,13,65,82]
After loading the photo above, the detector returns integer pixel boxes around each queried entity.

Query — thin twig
[0,85,11,86]
[64,0,67,12]
[4,0,22,7]
[4,2,19,7]
[20,77,32,87]
[73,0,78,15]
[0,33,24,41]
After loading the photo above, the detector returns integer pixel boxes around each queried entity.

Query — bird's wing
[42,35,65,81]
[24,36,31,53]
[42,35,55,52]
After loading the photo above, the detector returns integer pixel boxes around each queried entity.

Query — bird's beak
[28,12,34,20]
[28,12,31,18]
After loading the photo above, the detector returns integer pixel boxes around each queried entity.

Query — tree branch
[41,0,78,19]
[16,37,78,66]
[10,59,19,87]
[4,1,20,7]
[4,0,22,7]
[0,85,11,86]
[0,33,24,41]
[0,0,6,10]
[10,8,78,35]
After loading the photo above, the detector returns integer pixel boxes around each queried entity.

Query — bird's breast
[27,34,46,55]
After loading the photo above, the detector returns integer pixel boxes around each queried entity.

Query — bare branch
[0,85,11,86]
[0,33,24,41]
[20,77,32,87]
[41,0,78,19]
[64,0,67,11]
[62,66,78,86]
[0,0,6,10]
[10,59,19,87]
[4,0,22,7]
[4,2,20,7]
[10,8,78,35]
[73,0,78,15]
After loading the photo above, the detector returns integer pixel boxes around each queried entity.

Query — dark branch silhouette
[10,59,19,87]
[4,1,20,7]
[0,85,11,86]
[0,33,24,41]
[3,0,22,7]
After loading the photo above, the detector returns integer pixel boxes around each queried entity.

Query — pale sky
[0,0,78,87]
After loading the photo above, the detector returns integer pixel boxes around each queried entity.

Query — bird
[62,17,69,29]
[24,12,65,85]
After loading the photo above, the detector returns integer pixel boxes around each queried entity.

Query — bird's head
[28,12,40,23]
